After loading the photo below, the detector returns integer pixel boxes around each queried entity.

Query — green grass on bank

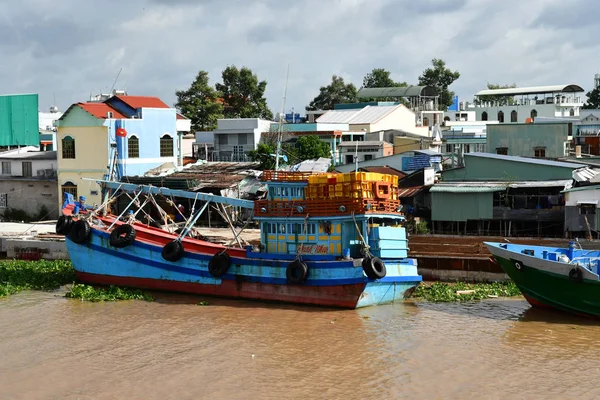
[409,281,522,302]
[0,260,153,302]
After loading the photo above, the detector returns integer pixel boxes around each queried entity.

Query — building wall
[431,192,494,221]
[0,158,56,178]
[393,137,421,154]
[564,187,600,233]
[486,123,571,158]
[0,179,58,218]
[470,104,581,123]
[442,155,578,181]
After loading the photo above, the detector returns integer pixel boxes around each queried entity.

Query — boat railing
[261,171,316,182]
[254,198,401,217]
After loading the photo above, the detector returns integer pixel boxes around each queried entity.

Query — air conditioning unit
[36,170,46,177]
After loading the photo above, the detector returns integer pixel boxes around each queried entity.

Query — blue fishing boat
[57,170,422,308]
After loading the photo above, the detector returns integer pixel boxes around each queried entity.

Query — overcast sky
[1,0,598,115]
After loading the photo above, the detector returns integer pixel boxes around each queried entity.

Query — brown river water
[1,290,600,400]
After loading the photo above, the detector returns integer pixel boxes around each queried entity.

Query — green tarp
[0,94,39,146]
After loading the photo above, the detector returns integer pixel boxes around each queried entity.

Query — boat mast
[275,64,290,172]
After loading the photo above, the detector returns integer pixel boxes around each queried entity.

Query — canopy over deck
[475,84,584,97]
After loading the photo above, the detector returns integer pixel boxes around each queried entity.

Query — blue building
[56,95,190,207]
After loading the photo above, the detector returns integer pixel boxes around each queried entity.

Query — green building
[486,122,572,159]
[431,153,585,237]
[0,94,39,147]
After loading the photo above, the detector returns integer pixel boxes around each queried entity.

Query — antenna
[109,68,123,94]
[275,64,290,172]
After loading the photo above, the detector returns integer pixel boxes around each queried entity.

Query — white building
[0,147,58,219]
[210,118,273,162]
[468,84,585,123]
[338,140,394,165]
[316,105,429,136]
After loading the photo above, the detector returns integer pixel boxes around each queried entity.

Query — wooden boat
[485,241,600,317]
[57,170,422,309]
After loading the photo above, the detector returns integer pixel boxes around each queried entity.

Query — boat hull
[485,242,600,318]
[66,226,421,309]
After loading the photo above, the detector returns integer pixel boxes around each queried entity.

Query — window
[160,134,173,157]
[345,154,354,164]
[481,111,488,121]
[61,181,77,203]
[62,136,75,159]
[511,110,518,122]
[0,193,6,208]
[128,136,139,158]
[1,162,10,175]
[498,111,504,123]
[530,109,537,120]
[238,133,248,145]
[496,147,508,155]
[580,204,596,215]
[219,135,228,145]
[570,108,575,117]
[364,154,373,161]
[22,162,32,177]
[534,147,546,158]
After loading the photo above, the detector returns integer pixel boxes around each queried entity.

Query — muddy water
[1,291,600,400]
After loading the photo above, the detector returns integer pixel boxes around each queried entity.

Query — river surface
[1,290,600,400]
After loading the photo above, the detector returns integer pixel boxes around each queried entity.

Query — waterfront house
[431,153,586,236]
[470,84,584,123]
[211,118,273,162]
[56,94,189,208]
[0,147,58,219]
[338,141,393,164]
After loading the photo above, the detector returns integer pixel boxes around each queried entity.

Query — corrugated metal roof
[357,86,438,98]
[0,150,57,160]
[466,152,586,168]
[316,105,399,124]
[398,186,424,197]
[573,167,600,182]
[475,84,584,97]
[360,166,406,177]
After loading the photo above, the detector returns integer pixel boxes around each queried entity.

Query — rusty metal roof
[398,186,424,197]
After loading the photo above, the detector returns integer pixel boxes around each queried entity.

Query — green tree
[295,135,331,160]
[248,143,277,170]
[476,83,517,106]
[306,75,358,111]
[418,59,460,111]
[362,68,407,88]
[583,87,600,109]
[215,66,274,120]
[175,70,223,131]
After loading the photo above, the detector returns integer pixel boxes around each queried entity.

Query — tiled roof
[77,103,126,119]
[114,95,170,109]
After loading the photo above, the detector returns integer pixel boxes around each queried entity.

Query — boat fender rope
[568,267,583,283]
[68,220,91,244]
[208,252,232,278]
[286,260,309,284]
[362,256,387,279]
[109,224,137,248]
[56,215,73,235]
[162,240,184,262]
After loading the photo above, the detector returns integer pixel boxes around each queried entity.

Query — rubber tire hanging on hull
[208,252,232,277]
[69,220,91,244]
[362,256,386,279]
[109,224,137,248]
[56,215,73,235]
[569,267,583,283]
[286,260,309,284]
[162,240,184,262]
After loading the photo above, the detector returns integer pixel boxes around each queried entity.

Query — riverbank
[0,259,522,303]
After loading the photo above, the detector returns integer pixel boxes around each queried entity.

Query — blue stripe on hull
[356,281,419,308]
[66,228,422,306]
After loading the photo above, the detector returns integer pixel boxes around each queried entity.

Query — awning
[577,200,599,205]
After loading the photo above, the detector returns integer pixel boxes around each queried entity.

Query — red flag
[116,127,127,137]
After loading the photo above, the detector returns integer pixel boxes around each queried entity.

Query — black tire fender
[68,220,91,244]
[286,260,309,284]
[208,252,232,277]
[162,240,184,262]
[109,224,137,248]
[56,215,73,235]
[569,267,583,282]
[362,256,387,279]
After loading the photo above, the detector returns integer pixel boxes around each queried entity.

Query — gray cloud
[0,0,597,115]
